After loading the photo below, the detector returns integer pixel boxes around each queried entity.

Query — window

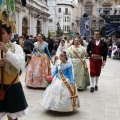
[67,17,70,22]
[58,8,61,13]
[67,26,70,32]
[65,25,66,31]
[48,26,53,31]
[63,26,64,31]
[85,6,92,16]
[65,16,66,22]
[85,1,93,16]
[49,18,53,22]
[58,17,61,22]
[65,8,68,15]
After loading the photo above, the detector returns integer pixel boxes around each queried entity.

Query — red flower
[46,75,53,82]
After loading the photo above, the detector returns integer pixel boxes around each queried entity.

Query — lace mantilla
[58,61,72,71]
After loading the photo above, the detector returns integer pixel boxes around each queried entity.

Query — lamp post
[36,14,42,34]
[56,22,61,38]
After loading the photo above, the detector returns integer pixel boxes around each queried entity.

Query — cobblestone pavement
[2,58,120,120]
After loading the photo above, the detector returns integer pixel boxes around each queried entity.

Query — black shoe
[90,87,94,93]
[95,86,98,91]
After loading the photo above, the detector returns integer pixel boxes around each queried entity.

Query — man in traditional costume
[0,23,28,120]
[87,30,108,92]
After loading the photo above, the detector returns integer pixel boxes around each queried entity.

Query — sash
[72,50,88,74]
[36,48,51,75]
[59,70,78,111]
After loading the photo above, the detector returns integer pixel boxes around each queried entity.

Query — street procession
[0,0,120,120]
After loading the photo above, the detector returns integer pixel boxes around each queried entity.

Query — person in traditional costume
[52,39,67,73]
[0,23,28,120]
[87,30,107,92]
[25,34,52,88]
[41,51,79,112]
[66,38,72,47]
[56,39,67,55]
[68,38,90,90]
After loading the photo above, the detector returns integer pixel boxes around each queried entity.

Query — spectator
[23,35,34,55]
[11,34,19,44]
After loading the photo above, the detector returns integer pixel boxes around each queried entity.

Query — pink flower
[46,75,53,82]
[54,56,58,59]
[27,54,32,57]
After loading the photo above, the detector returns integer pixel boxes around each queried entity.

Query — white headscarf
[56,39,67,56]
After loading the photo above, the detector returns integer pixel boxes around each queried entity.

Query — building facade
[47,0,78,39]
[77,0,120,37]
[2,0,49,37]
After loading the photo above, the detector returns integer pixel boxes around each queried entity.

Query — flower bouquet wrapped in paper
[46,75,53,86]
[53,55,58,65]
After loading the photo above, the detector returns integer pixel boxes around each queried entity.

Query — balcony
[63,12,71,15]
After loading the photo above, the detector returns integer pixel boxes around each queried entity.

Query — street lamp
[56,22,62,38]
[36,14,42,34]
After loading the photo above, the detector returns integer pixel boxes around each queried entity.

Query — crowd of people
[1,21,119,120]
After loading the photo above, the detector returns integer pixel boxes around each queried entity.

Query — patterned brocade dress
[41,61,79,112]
[25,41,52,88]
[68,45,90,90]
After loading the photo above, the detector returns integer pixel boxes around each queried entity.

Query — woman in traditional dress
[0,23,28,120]
[52,39,67,73]
[68,38,90,90]
[66,38,72,47]
[25,34,52,88]
[41,51,79,112]
[56,39,67,55]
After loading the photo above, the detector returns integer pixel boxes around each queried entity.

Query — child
[0,23,28,120]
[41,51,79,112]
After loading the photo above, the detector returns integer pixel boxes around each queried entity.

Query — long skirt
[25,54,51,88]
[0,82,28,119]
[41,77,80,112]
[72,59,90,90]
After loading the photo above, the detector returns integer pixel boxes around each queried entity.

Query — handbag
[0,74,18,100]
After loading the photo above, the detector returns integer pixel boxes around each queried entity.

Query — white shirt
[0,44,25,70]
[96,40,100,46]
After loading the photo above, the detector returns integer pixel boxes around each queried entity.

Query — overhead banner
[105,22,120,36]
[0,0,3,9]
[80,17,90,38]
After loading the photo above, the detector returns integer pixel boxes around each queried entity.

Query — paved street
[2,58,120,120]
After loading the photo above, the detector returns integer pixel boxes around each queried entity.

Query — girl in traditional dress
[68,38,90,90]
[25,34,52,88]
[0,23,28,120]
[41,51,79,112]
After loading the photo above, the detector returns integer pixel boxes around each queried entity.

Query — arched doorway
[22,17,29,35]
[2,11,7,22]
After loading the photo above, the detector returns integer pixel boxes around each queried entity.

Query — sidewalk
[2,58,120,120]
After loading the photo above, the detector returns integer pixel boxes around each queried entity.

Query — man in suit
[87,30,108,93]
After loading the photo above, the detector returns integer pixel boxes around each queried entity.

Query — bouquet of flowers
[46,75,53,86]
[53,55,58,65]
